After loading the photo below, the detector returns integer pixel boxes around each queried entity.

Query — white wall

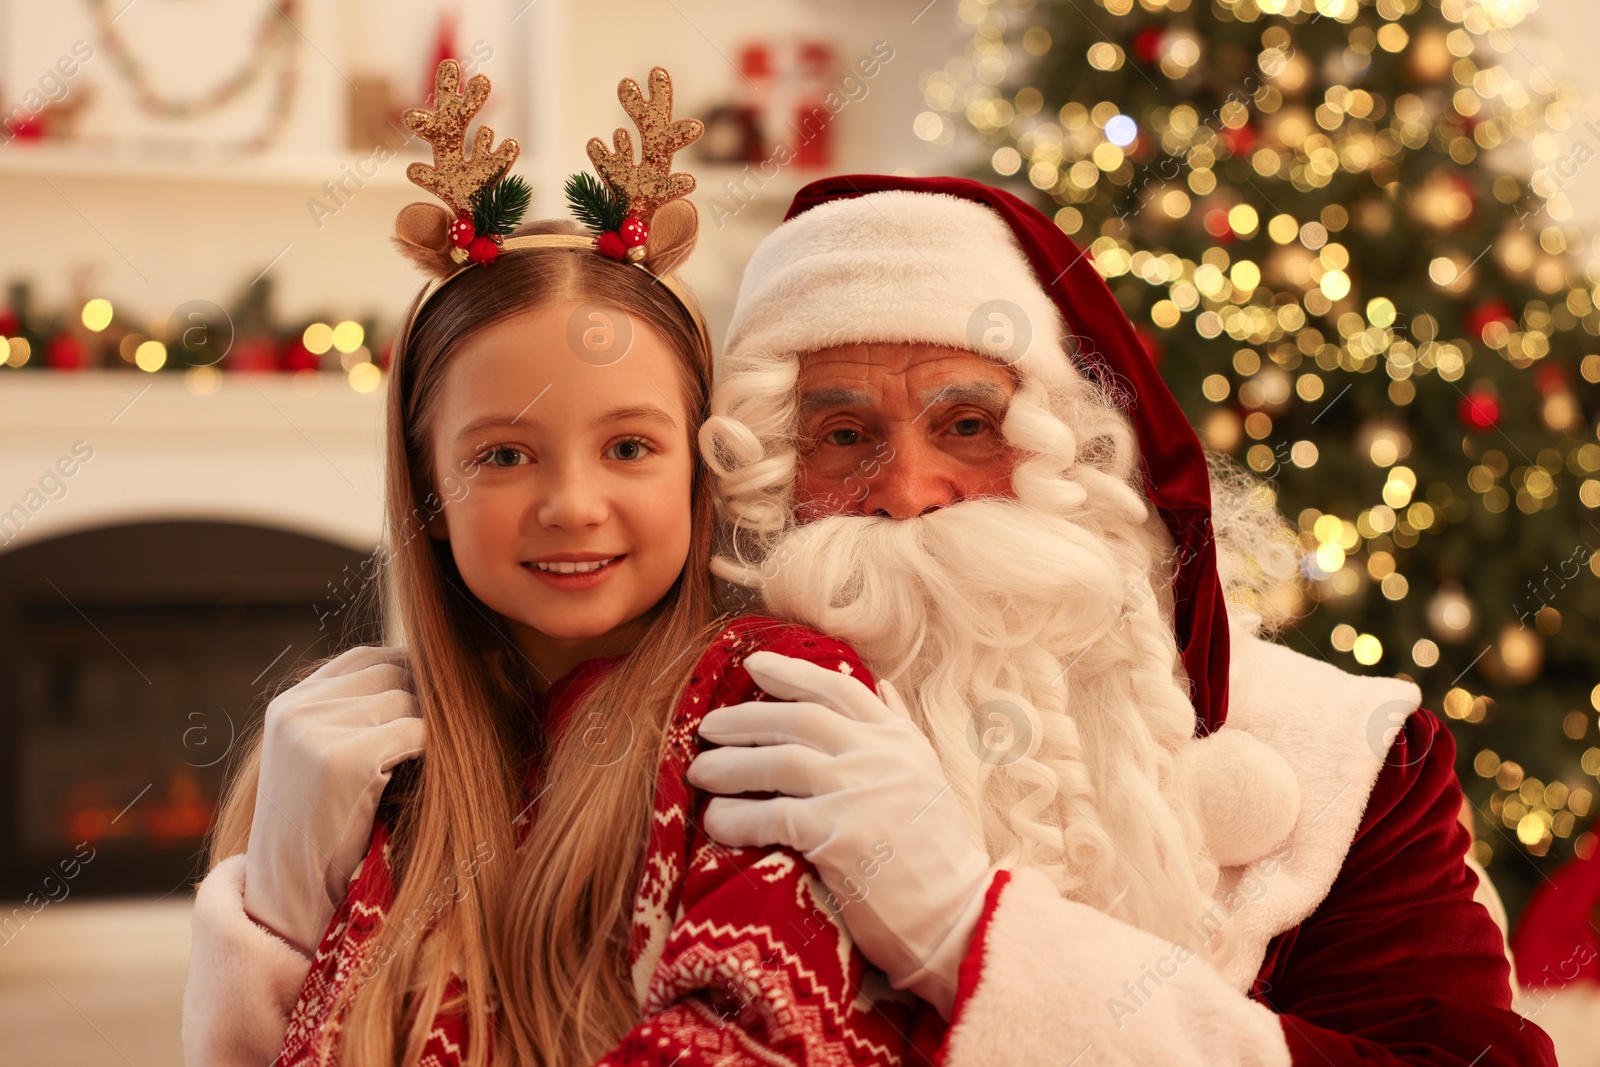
[0,0,964,349]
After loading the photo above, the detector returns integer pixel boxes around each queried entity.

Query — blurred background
[3,0,1600,1062]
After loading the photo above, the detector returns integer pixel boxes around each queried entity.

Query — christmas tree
[924,0,1599,915]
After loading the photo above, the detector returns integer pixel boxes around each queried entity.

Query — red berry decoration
[595,231,629,260]
[1458,389,1500,432]
[620,217,649,248]
[467,235,500,265]
[448,216,476,249]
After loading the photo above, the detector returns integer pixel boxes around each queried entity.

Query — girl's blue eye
[606,437,653,462]
[481,446,527,467]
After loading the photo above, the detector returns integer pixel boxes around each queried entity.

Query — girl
[184,63,949,1066]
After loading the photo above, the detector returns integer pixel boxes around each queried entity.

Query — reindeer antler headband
[393,60,707,345]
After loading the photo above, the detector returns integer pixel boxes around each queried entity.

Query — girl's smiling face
[428,300,695,685]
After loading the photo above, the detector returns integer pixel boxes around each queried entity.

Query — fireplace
[0,372,387,902]
[0,519,381,899]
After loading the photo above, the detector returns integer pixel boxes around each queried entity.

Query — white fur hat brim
[723,190,1075,390]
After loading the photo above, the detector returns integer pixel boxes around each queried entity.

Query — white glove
[688,650,994,1018]
[245,645,424,954]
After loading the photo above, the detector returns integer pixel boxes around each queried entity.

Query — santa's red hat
[724,175,1230,736]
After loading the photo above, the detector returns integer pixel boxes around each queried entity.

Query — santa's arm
[939,712,1558,1066]
[181,855,314,1066]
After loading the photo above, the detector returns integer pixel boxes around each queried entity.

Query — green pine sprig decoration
[564,172,628,234]
[471,174,532,239]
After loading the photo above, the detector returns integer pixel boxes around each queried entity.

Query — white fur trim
[944,867,1293,1066]
[940,623,1423,1063]
[1183,728,1300,868]
[182,854,312,1066]
[1208,621,1421,989]
[722,191,1076,391]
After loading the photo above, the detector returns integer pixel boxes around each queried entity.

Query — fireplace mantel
[0,372,385,554]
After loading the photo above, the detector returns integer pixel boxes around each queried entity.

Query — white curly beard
[750,481,1227,946]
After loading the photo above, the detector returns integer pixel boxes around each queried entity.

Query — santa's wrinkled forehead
[793,341,1019,413]
[797,381,1006,414]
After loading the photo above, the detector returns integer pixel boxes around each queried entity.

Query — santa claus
[681,175,1558,1064]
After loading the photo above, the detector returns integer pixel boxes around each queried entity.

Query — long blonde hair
[211,220,720,1066]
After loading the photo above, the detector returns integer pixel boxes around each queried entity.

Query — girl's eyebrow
[454,405,679,442]
[594,404,680,430]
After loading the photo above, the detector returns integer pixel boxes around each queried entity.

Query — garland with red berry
[565,171,651,262]
[445,174,533,265]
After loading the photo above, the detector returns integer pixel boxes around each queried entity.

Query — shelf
[0,142,427,191]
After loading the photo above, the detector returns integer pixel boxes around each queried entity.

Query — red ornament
[0,308,17,336]
[448,216,476,249]
[1458,388,1500,431]
[282,338,321,372]
[1463,298,1515,341]
[1535,364,1567,394]
[47,334,87,370]
[620,217,650,248]
[1202,207,1235,242]
[595,231,629,260]
[467,235,500,265]
[1133,26,1165,65]
[1222,122,1257,157]
[231,338,279,373]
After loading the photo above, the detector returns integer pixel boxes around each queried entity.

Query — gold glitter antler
[586,67,703,224]
[403,59,520,218]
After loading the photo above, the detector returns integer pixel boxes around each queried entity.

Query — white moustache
[758,497,1138,680]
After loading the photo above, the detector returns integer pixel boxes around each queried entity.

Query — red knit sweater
[276,617,947,1065]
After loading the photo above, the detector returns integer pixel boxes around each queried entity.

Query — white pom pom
[1182,728,1300,868]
